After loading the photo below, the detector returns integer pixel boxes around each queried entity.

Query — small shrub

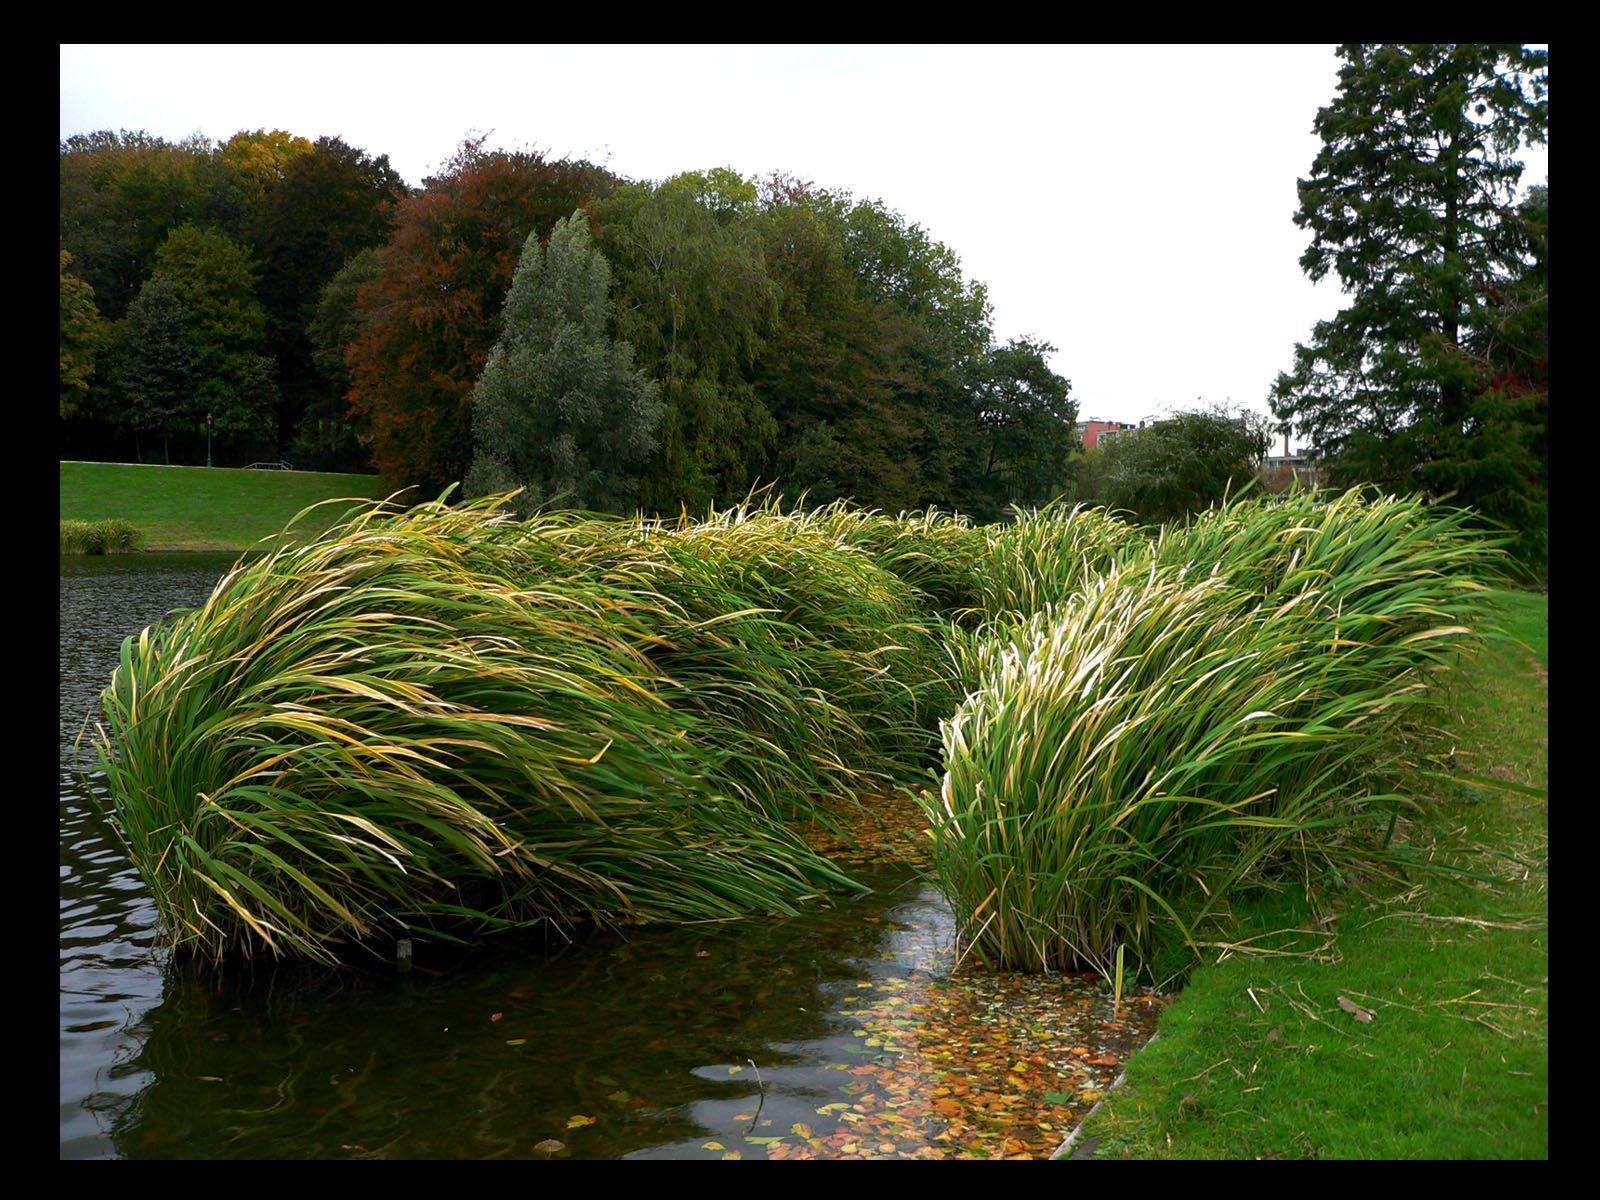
[60,518,144,554]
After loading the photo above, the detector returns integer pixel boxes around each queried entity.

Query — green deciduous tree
[300,247,383,471]
[1100,406,1270,526]
[465,214,662,515]
[60,129,235,322]
[750,179,1032,516]
[60,251,109,421]
[597,173,780,513]
[831,194,992,508]
[748,180,921,510]
[838,195,993,367]
[953,336,1079,522]
[1269,44,1548,562]
[244,135,406,457]
[111,275,200,462]
[116,224,278,460]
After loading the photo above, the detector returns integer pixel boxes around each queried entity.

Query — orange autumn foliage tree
[345,138,615,496]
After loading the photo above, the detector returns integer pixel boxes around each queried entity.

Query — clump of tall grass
[556,497,961,817]
[61,517,144,554]
[935,502,1147,692]
[1147,488,1500,642]
[923,493,1505,984]
[979,502,1146,623]
[90,492,969,964]
[796,500,993,626]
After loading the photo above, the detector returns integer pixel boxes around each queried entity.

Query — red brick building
[1076,420,1138,449]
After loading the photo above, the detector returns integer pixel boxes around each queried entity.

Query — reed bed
[90,494,961,964]
[923,492,1507,983]
[935,502,1148,691]
[91,485,1507,975]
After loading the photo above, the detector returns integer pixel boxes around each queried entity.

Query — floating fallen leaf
[1336,996,1377,1023]
[566,1114,596,1129]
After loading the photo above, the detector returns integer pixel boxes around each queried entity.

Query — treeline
[60,131,1079,521]
[61,129,406,471]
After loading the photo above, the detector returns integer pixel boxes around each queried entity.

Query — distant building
[1076,419,1138,450]
[1257,452,1325,493]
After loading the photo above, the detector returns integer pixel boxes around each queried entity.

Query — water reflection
[61,553,240,1158]
[100,869,952,1159]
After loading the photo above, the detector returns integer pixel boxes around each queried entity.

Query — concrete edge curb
[1049,1032,1159,1159]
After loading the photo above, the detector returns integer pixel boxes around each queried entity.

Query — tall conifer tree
[1270,44,1547,559]
[466,215,662,515]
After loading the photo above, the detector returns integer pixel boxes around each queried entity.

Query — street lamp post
[206,412,213,468]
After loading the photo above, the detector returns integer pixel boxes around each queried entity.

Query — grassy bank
[1077,588,1547,1159]
[59,461,393,552]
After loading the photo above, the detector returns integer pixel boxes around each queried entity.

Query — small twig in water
[741,1059,768,1134]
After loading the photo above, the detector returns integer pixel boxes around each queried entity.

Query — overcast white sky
[60,44,1548,451]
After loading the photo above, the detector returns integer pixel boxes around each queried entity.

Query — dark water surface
[61,553,237,1158]
[59,554,965,1158]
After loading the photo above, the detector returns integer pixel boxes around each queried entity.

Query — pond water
[60,554,1163,1160]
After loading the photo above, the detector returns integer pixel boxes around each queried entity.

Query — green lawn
[59,461,395,551]
[1077,589,1548,1159]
